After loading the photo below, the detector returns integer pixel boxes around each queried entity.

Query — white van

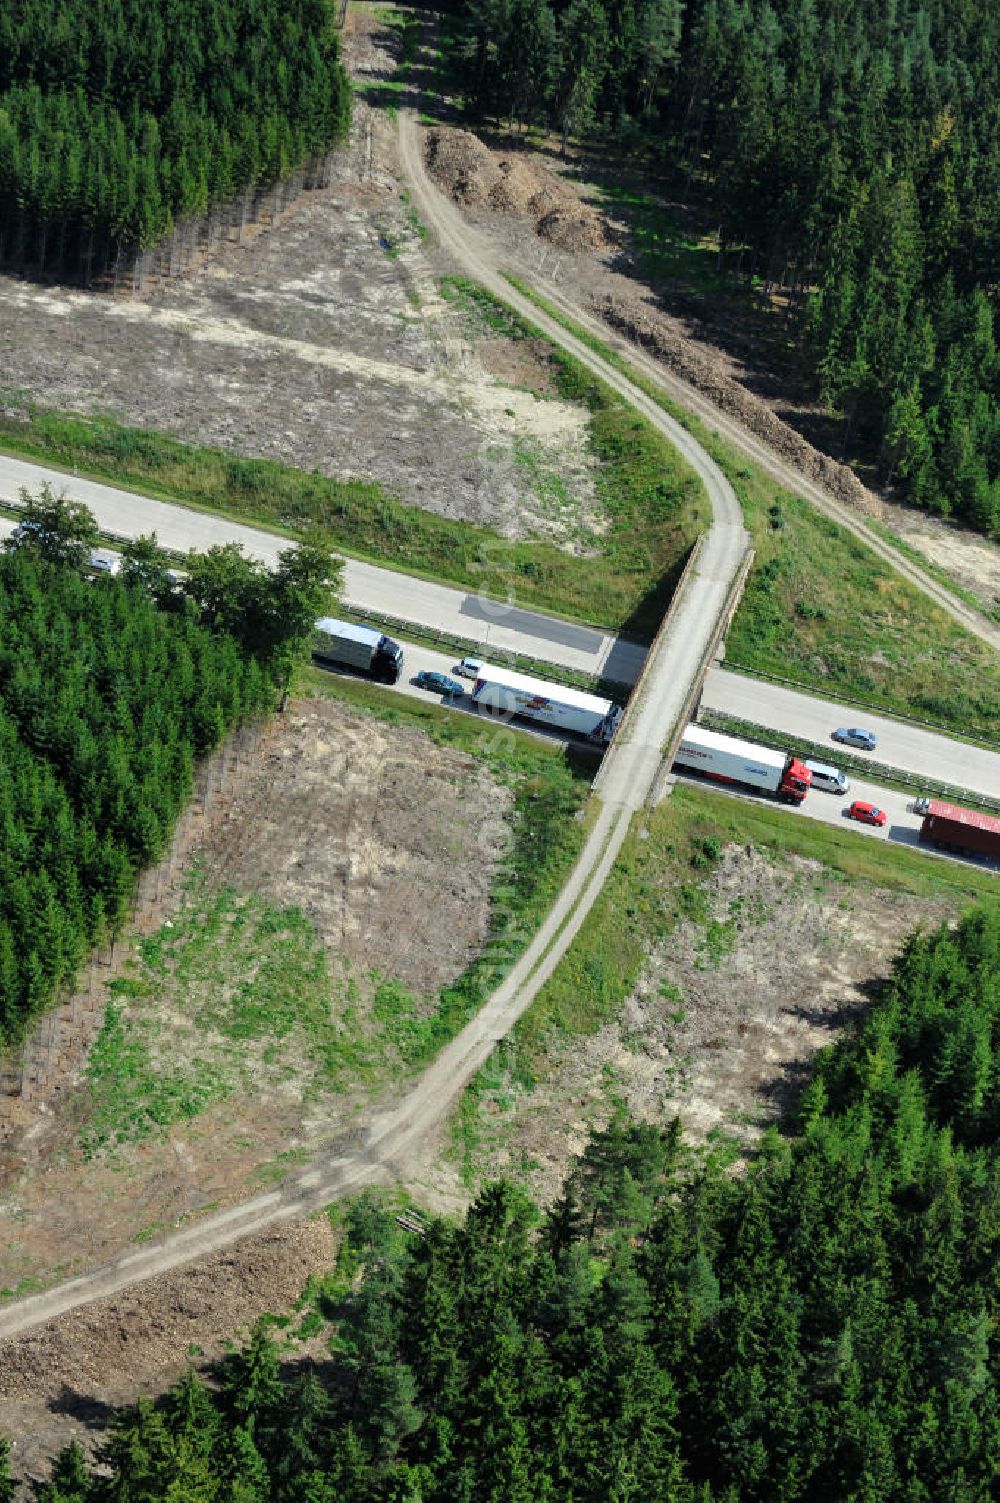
[805,759,850,795]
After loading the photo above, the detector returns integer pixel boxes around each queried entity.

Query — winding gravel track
[9,102,994,1339]
[0,112,750,1341]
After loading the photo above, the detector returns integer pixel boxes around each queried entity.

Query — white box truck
[313,617,404,683]
[674,725,812,803]
[470,664,623,743]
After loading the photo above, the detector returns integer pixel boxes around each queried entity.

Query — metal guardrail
[0,496,641,698]
[700,707,1000,817]
[721,659,1000,753]
[335,601,635,700]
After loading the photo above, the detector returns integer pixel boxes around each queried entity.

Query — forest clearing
[2,0,1000,1496]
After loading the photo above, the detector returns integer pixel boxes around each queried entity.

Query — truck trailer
[674,725,812,804]
[471,664,624,744]
[313,617,404,683]
[919,800,1000,860]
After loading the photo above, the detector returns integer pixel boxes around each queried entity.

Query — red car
[847,800,887,828]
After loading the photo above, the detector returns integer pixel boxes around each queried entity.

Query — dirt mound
[537,203,608,254]
[0,1216,338,1482]
[595,293,884,519]
[425,125,609,255]
[425,127,501,206]
[487,156,540,213]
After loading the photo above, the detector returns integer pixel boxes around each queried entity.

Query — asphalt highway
[703,666,1000,802]
[0,455,646,683]
[323,648,996,872]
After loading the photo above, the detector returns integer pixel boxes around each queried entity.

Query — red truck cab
[780,758,812,804]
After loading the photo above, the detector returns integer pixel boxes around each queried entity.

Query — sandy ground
[436,843,955,1207]
[417,105,1000,610]
[1,5,996,1481]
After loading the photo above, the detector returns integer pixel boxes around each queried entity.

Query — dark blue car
[414,670,463,698]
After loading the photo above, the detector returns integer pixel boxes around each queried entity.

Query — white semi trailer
[470,664,623,743]
[674,725,812,804]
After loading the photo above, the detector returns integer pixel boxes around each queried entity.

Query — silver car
[832,727,878,751]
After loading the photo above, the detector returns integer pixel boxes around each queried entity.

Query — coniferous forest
[0,0,350,281]
[453,0,1000,535]
[9,906,999,1501]
[0,496,337,1049]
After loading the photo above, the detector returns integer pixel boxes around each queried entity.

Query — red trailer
[919,801,1000,860]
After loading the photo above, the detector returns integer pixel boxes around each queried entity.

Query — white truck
[674,725,812,804]
[313,617,404,683]
[470,664,624,744]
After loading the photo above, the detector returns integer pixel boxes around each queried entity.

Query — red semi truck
[674,725,812,804]
[919,801,1000,860]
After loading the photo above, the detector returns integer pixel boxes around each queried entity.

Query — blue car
[414,670,463,698]
[832,727,878,751]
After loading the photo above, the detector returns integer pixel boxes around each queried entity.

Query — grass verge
[299,661,592,1064]
[503,276,1000,743]
[517,784,999,1061]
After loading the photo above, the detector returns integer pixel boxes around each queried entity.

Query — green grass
[599,185,731,297]
[81,669,592,1157]
[0,278,706,635]
[81,883,368,1158]
[446,779,992,1168]
[354,7,421,111]
[441,276,709,634]
[503,277,1000,742]
[866,516,1000,623]
[725,487,1000,742]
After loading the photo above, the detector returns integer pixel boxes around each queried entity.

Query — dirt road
[519,272,1000,658]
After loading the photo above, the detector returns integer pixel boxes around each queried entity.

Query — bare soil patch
[885,507,1000,616]
[0,696,507,1296]
[416,108,1000,605]
[594,292,884,518]
[0,1215,338,1487]
[442,844,954,1206]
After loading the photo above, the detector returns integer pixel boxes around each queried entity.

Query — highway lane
[703,666,1000,802]
[316,653,997,873]
[313,639,608,752]
[0,104,753,1339]
[673,771,998,874]
[0,455,647,683]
